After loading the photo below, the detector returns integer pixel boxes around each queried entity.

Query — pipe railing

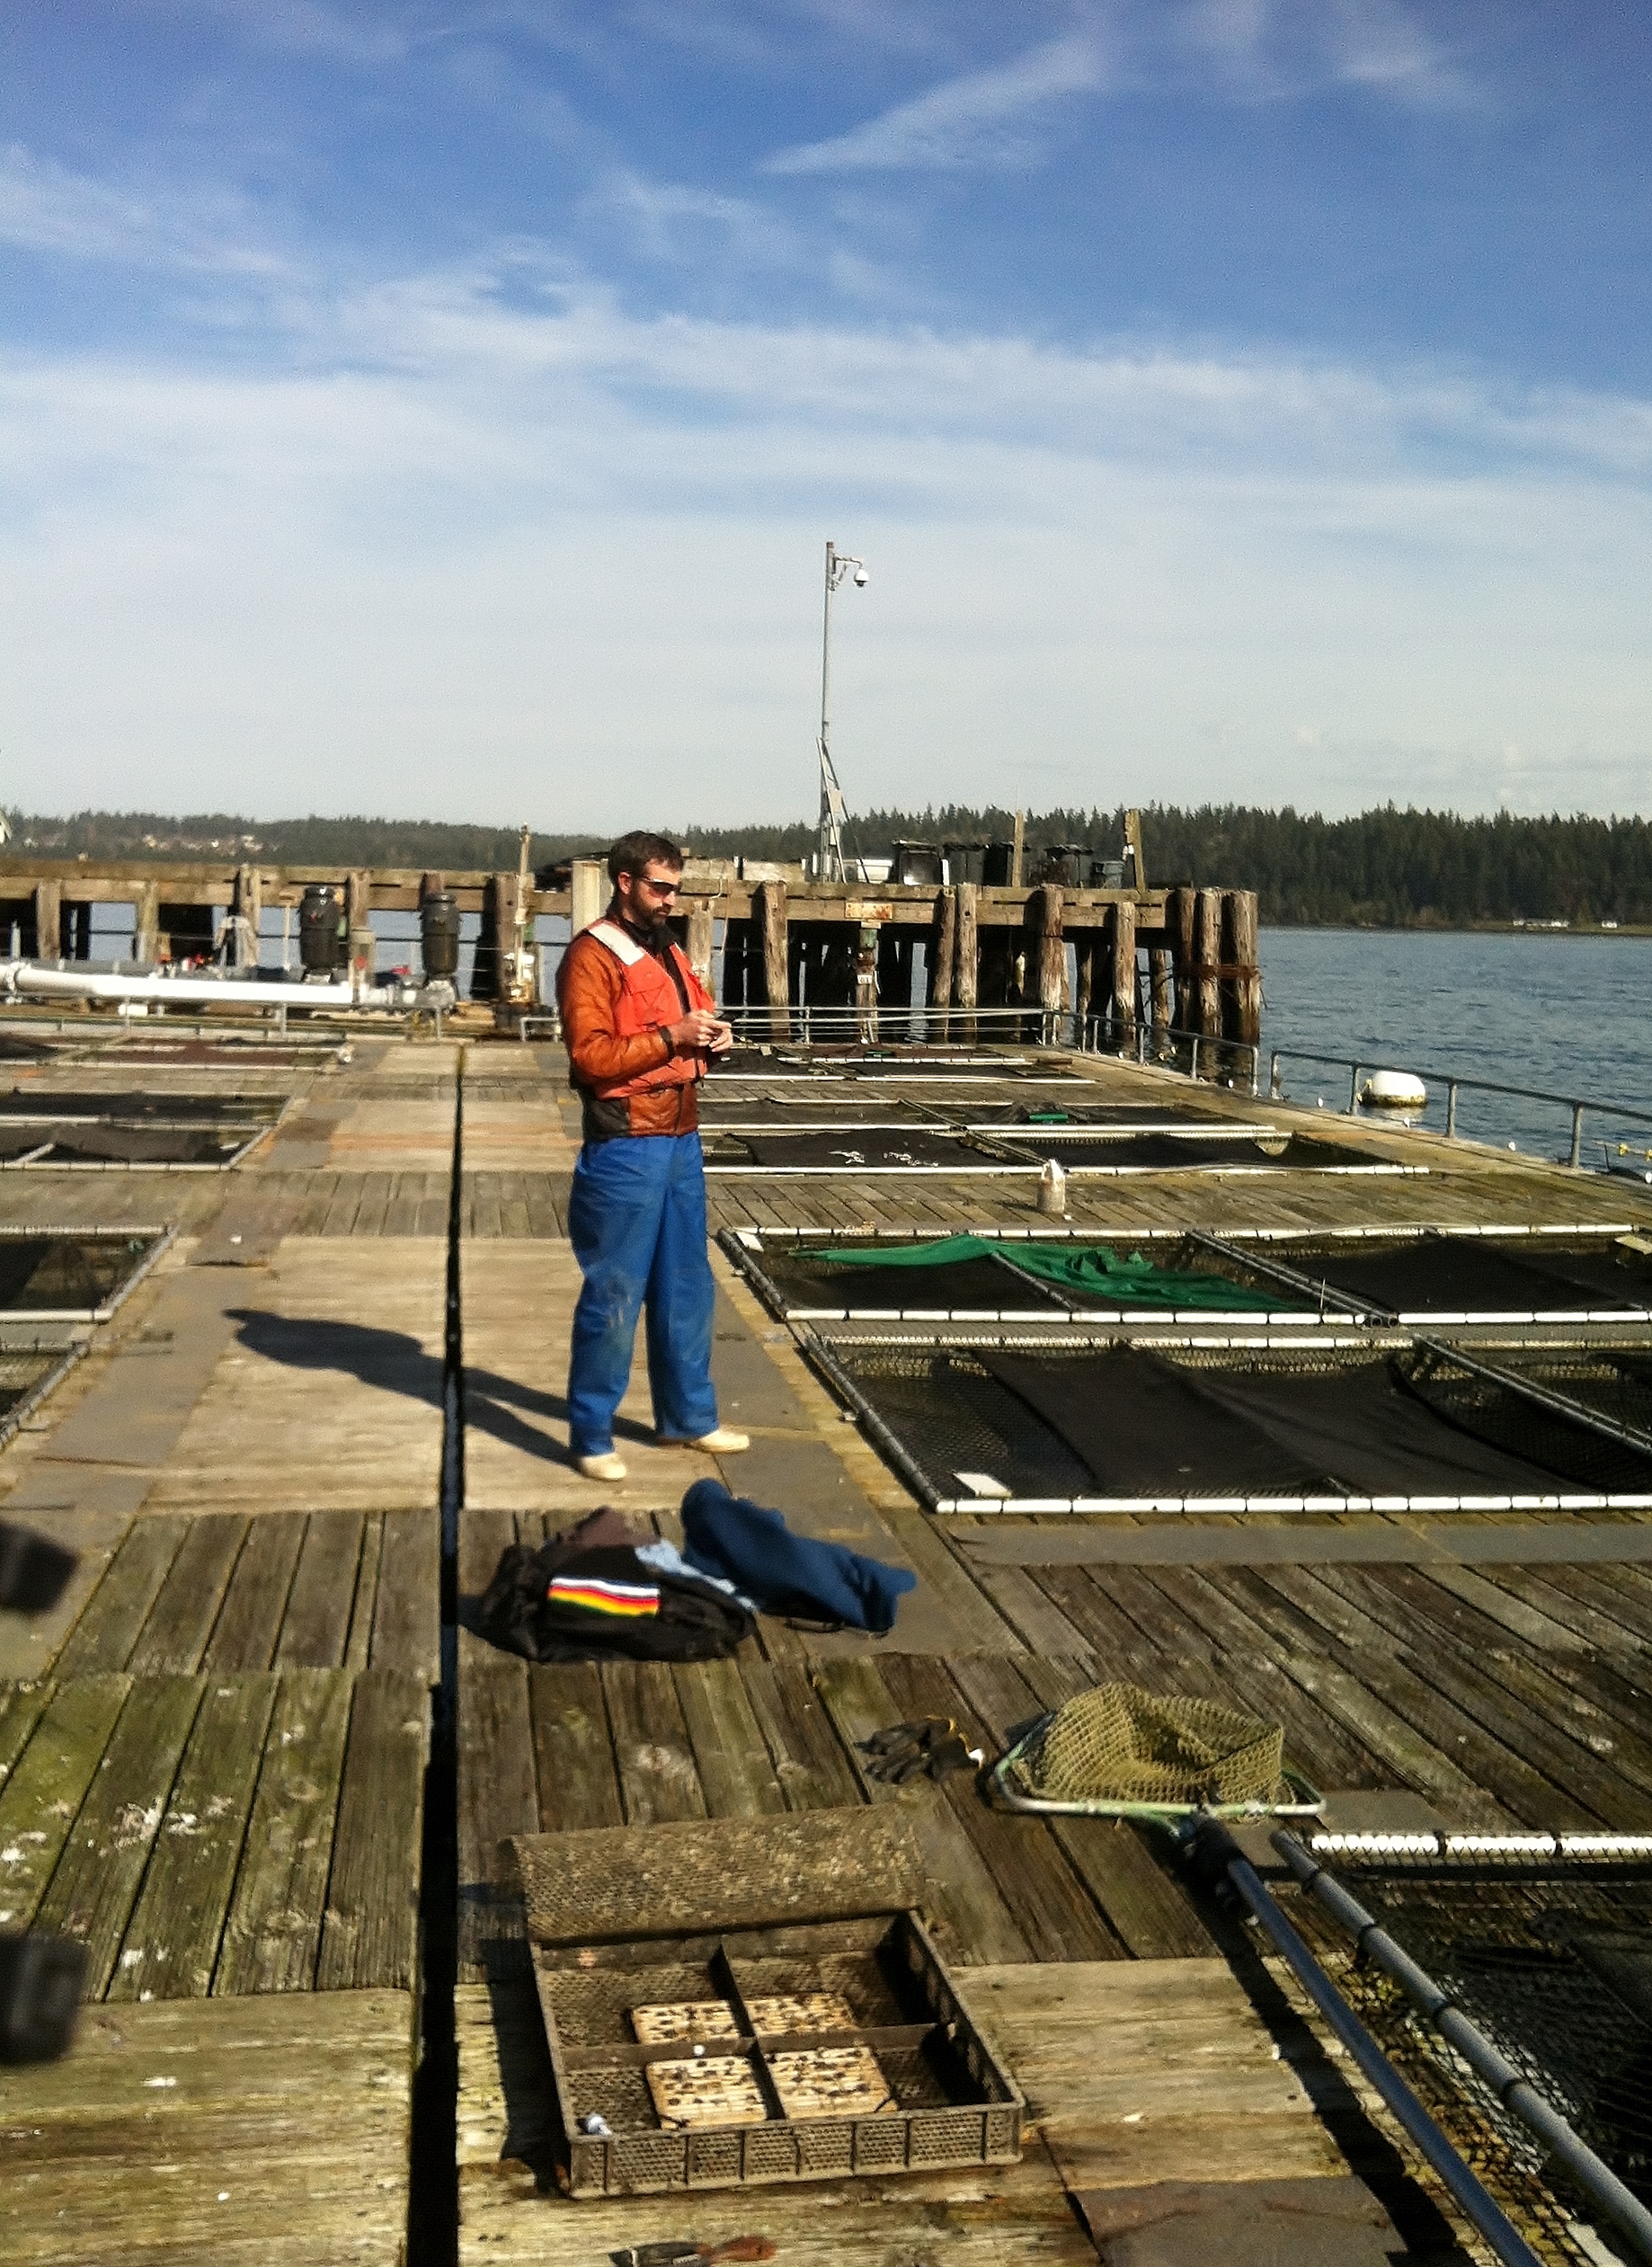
[1273,1830,1652,2264]
[719,1000,1261,1086]
[1268,1045,1652,1169]
[1183,1819,1543,2267]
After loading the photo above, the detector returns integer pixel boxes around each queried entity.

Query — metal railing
[1267,1046,1652,1168]
[719,1000,1263,1088]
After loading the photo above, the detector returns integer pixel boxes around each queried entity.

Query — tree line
[8,803,1651,926]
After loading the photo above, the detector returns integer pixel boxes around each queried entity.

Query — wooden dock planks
[6,1017,1652,2263]
[0,1989,413,2266]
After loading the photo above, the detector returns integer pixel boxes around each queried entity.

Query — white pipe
[2,961,368,1009]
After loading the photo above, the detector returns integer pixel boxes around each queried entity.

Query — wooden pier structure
[0,967,1650,2263]
[0,833,1263,1045]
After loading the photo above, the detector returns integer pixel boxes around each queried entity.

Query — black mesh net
[990,1133,1389,1170]
[727,1130,985,1168]
[0,1351,64,1418]
[1288,1855,1652,2261]
[754,1248,1069,1315]
[828,1340,1652,1501]
[34,1124,251,1166]
[699,1098,936,1126]
[964,1101,1250,1128]
[828,1344,1094,1499]
[1259,1236,1652,1318]
[1399,1346,1652,1495]
[0,1233,159,1311]
[1488,1350,1652,1440]
[0,1090,278,1125]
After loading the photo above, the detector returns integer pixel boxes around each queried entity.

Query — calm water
[75,901,1650,1170]
[1260,929,1652,1169]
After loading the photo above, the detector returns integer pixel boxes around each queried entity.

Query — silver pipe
[1274,1831,1652,2264]
[3,961,370,1009]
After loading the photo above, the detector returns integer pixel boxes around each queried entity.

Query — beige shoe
[680,1427,750,1454]
[575,1451,627,1481]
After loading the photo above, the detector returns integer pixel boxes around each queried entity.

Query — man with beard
[555,831,749,1481]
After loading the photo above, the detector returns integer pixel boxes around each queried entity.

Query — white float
[1360,1069,1428,1108]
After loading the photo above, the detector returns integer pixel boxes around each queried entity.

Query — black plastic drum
[420,890,461,981]
[298,885,346,973]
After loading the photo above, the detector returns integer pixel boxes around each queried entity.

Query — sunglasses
[636,875,682,898]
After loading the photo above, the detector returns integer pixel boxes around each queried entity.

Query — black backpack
[475,1541,755,1663]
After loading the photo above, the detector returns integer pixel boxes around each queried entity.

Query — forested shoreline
[8,803,1651,928]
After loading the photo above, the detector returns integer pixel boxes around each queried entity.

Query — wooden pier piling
[1222,887,1262,1049]
[1109,896,1137,1046]
[1195,886,1223,1038]
[754,878,791,1039]
[0,831,1265,1068]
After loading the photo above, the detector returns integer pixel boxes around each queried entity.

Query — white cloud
[182,0,415,65]
[1178,0,1474,107]
[3,262,1650,827]
[761,31,1110,175]
[0,145,297,279]
[582,173,799,271]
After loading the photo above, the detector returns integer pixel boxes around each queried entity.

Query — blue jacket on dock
[680,1480,917,1637]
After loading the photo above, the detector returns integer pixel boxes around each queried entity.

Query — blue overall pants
[565,1130,719,1457]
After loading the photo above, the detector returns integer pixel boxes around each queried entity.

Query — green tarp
[813,1233,1291,1311]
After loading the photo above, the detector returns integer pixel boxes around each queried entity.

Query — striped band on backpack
[546,1575,661,1618]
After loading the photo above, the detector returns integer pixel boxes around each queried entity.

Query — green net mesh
[1007,1683,1285,1809]
[813,1233,1286,1311]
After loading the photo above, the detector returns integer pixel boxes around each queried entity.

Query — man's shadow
[225,1309,662,1462]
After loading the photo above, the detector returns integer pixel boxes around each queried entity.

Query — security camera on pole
[817,539,868,885]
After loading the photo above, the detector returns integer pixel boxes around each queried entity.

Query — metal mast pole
[818,540,842,882]
[816,538,865,885]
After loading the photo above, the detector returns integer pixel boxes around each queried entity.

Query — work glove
[858,1716,980,1785]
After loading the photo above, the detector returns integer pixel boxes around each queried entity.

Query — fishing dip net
[997,1682,1295,1817]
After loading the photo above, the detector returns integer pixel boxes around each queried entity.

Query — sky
[4,3,1652,830]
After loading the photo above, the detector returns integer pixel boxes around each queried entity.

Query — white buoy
[1360,1070,1427,1109]
[1037,1158,1068,1216]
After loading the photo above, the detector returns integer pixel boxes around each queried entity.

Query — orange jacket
[556,915,715,1139]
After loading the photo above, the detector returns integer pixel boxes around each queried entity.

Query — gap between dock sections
[409,1047,464,2267]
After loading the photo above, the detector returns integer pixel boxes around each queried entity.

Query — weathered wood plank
[316,1667,428,1992]
[369,1506,440,1684]
[108,1673,279,1998]
[53,1521,191,1678]
[871,1500,1026,1654]
[217,1669,355,1993]
[986,1652,1219,1960]
[1022,1563,1163,1673]
[273,1514,364,1667]
[342,1513,385,1673]
[957,1958,1345,2195]
[0,1988,413,2265]
[1317,1564,1652,1828]
[0,1679,54,1793]
[881,1651,1122,1962]
[34,1675,205,1998]
[965,1560,1098,1659]
[126,1517,249,1675]
[1271,1650,1511,1827]
[741,1657,864,1812]
[0,1676,132,1931]
[672,1658,787,1818]
[199,1516,306,1673]
[811,1655,1029,1966]
[601,1660,709,1826]
[526,1660,623,1833]
[456,1630,537,1983]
